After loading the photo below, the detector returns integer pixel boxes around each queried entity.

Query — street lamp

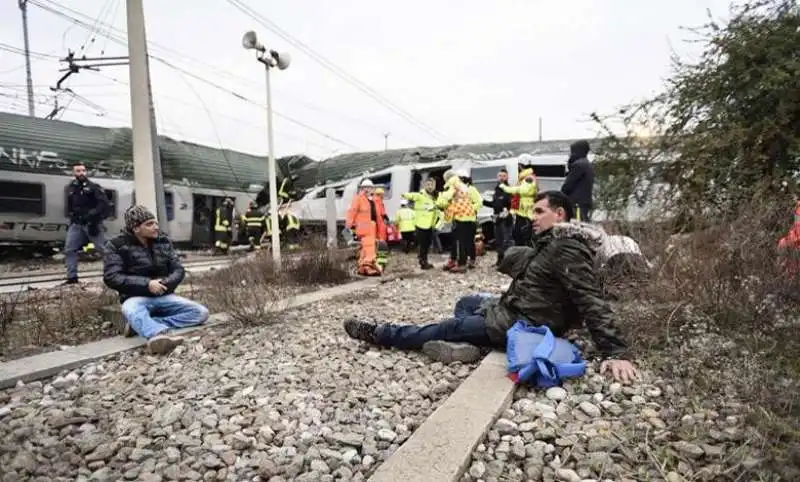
[242,30,291,267]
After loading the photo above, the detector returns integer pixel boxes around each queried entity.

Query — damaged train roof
[0,111,304,191]
[291,138,600,190]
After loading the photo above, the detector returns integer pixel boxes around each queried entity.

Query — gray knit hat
[124,204,156,231]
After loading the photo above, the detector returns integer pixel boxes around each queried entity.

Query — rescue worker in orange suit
[778,200,800,278]
[242,201,266,251]
[373,186,390,271]
[214,198,235,255]
[346,179,386,276]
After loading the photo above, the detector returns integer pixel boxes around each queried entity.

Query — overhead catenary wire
[226,0,452,144]
[27,0,394,143]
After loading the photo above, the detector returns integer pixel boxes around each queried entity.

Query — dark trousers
[575,205,592,222]
[415,227,432,265]
[375,294,496,349]
[513,216,533,247]
[493,218,514,261]
[400,231,416,253]
[451,221,477,265]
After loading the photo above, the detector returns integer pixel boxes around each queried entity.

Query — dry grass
[195,245,353,325]
[0,287,119,362]
[602,198,800,479]
[0,246,353,361]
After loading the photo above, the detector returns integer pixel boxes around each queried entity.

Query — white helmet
[400,199,409,206]
[453,168,470,178]
[359,178,374,188]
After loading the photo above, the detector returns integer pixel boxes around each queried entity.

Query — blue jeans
[121,294,210,339]
[376,294,497,349]
[65,222,106,280]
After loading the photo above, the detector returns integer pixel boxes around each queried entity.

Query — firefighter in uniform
[214,198,235,255]
[279,207,302,250]
[242,201,266,251]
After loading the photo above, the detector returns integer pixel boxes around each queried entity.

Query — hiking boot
[450,264,466,273]
[344,318,379,344]
[62,278,79,286]
[146,331,184,355]
[420,262,434,270]
[422,341,482,364]
[443,260,456,272]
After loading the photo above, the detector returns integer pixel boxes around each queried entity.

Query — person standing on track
[561,140,595,222]
[484,168,514,266]
[63,161,110,286]
[394,199,417,254]
[103,205,209,355]
[213,198,235,255]
[401,178,438,269]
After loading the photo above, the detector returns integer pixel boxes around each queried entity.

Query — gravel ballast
[0,254,509,481]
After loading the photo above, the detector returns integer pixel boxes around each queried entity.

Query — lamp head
[270,50,291,70]
[242,31,264,52]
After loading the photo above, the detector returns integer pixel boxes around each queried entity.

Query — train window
[369,174,392,199]
[62,185,118,219]
[131,190,175,221]
[334,188,345,198]
[0,181,45,215]
[470,166,501,196]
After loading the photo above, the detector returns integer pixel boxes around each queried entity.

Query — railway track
[0,259,232,294]
[0,247,357,294]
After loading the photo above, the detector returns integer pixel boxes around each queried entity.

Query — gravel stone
[0,255,506,480]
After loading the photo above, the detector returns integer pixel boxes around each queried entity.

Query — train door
[191,194,231,248]
[410,167,449,196]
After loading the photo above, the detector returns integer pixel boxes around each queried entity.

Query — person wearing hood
[103,205,210,355]
[63,161,111,285]
[343,190,638,383]
[346,179,385,276]
[402,178,439,269]
[561,140,595,222]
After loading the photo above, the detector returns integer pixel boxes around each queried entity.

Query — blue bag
[505,321,587,388]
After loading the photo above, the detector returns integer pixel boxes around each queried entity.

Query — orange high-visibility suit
[778,201,800,277]
[346,192,386,276]
[374,188,388,242]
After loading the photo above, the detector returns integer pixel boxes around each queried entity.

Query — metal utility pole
[242,30,291,268]
[384,132,390,151]
[538,117,543,142]
[18,0,35,117]
[126,0,168,231]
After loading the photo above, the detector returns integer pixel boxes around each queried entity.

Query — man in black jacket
[561,140,595,222]
[63,162,110,285]
[483,168,514,265]
[343,191,638,383]
[103,204,210,355]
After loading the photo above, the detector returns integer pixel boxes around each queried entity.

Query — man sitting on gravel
[344,191,639,383]
[103,205,210,355]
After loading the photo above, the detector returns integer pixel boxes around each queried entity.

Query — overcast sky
[0,0,733,160]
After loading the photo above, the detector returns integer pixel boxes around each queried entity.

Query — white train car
[0,169,256,249]
[291,154,569,235]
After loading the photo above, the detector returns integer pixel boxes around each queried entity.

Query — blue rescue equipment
[506,321,587,388]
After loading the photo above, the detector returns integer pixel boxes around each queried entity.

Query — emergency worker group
[346,140,597,276]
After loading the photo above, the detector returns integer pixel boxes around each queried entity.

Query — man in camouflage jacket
[344,190,637,383]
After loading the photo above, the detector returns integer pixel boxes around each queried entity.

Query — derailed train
[0,112,311,251]
[0,111,592,251]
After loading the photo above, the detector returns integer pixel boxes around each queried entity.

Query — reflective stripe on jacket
[401,191,437,229]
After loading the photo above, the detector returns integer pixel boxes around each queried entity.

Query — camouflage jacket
[482,222,628,358]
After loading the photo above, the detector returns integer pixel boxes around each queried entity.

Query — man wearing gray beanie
[102,204,210,354]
